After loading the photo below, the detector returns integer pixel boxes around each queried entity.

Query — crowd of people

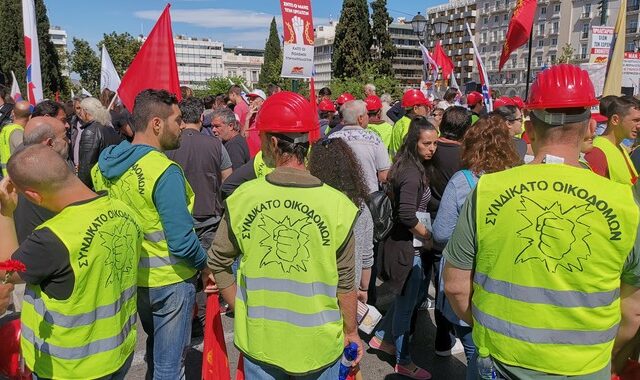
[0,63,640,380]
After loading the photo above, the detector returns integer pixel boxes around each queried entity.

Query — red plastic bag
[202,295,231,380]
[0,313,31,380]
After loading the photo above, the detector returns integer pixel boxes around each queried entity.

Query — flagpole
[108,92,119,110]
[525,27,534,100]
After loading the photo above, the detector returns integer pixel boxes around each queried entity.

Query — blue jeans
[375,255,425,365]
[243,355,340,379]
[137,278,196,380]
[453,325,477,380]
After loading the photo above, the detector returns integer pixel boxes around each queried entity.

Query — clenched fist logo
[273,225,302,262]
[515,196,593,273]
[292,16,305,44]
[535,211,576,260]
[258,214,312,273]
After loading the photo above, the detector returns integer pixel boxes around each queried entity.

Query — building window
[482,46,487,53]
[511,58,517,68]
[550,54,556,63]
[494,15,499,23]
[538,39,544,47]
[581,43,588,59]
[536,56,543,66]
[484,17,489,24]
[582,23,589,38]
[552,37,558,45]
[538,24,545,35]
[482,32,487,42]
[495,0,500,8]
[504,14,508,21]
[485,3,489,11]
[552,21,559,33]
[541,7,547,15]
[583,4,591,17]
[492,45,497,52]
[554,4,561,12]
[626,41,636,52]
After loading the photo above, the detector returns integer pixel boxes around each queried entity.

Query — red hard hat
[493,96,516,109]
[365,95,383,111]
[526,64,598,109]
[336,93,355,105]
[254,91,317,134]
[512,96,525,109]
[402,89,430,108]
[318,99,336,112]
[467,91,483,106]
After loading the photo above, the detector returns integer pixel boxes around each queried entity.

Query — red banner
[280,0,315,78]
[202,295,230,380]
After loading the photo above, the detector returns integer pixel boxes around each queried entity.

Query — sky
[45,0,443,50]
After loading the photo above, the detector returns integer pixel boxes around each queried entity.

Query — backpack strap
[461,169,477,189]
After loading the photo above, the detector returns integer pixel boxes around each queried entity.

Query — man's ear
[23,189,43,206]
[151,117,163,135]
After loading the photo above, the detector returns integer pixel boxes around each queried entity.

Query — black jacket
[77,120,122,188]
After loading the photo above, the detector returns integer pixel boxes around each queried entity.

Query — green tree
[370,0,396,77]
[97,32,142,76]
[556,43,575,64]
[259,17,283,88]
[69,38,100,95]
[0,0,65,97]
[330,63,401,99]
[332,0,372,78]
[193,76,248,98]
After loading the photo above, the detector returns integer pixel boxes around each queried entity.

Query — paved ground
[125,285,469,380]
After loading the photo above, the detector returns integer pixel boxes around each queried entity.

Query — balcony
[580,12,591,19]
[626,27,638,34]
[549,28,559,36]
[580,32,589,39]
[628,3,640,12]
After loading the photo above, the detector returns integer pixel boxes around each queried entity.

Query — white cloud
[134,8,274,29]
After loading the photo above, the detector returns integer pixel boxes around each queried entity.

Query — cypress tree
[371,0,396,77]
[258,17,283,88]
[0,0,65,96]
[332,0,372,78]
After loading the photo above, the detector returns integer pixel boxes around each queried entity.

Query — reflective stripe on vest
[474,272,619,308]
[226,176,358,374]
[23,285,136,328]
[472,306,619,345]
[91,149,196,287]
[21,313,137,360]
[472,164,638,376]
[20,195,141,378]
[592,136,638,185]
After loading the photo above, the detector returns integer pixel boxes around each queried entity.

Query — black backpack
[366,190,394,243]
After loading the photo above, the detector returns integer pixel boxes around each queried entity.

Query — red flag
[118,4,182,111]
[499,0,537,71]
[202,294,230,380]
[309,78,320,143]
[236,355,245,380]
[432,41,454,81]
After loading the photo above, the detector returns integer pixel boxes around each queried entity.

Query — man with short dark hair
[212,107,249,170]
[92,89,210,379]
[32,100,68,126]
[585,96,640,184]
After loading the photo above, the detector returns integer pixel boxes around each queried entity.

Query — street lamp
[432,20,450,36]
[410,12,428,38]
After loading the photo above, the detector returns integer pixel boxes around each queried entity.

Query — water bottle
[338,342,358,380]
[477,347,500,379]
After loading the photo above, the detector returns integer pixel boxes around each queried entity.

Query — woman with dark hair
[370,117,437,380]
[494,105,527,159]
[433,114,520,380]
[308,138,374,302]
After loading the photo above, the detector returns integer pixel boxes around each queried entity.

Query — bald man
[0,145,142,379]
[0,100,31,177]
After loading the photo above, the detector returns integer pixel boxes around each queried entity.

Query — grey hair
[211,107,240,132]
[364,83,376,93]
[341,100,367,125]
[23,123,56,146]
[80,97,112,126]
[380,93,392,104]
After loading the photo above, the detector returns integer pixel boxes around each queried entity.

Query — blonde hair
[80,97,112,125]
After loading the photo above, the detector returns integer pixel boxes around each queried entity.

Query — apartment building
[388,19,424,87]
[172,35,224,89]
[426,0,477,86]
[49,26,69,77]
[223,47,264,88]
[313,22,337,89]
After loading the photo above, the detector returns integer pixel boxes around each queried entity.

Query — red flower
[0,259,26,273]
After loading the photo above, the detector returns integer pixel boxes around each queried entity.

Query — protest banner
[280,0,315,79]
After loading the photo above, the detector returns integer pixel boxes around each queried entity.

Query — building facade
[313,22,337,90]
[389,19,424,87]
[49,26,69,77]
[172,35,224,89]
[426,0,477,88]
[476,0,637,97]
[223,47,264,88]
